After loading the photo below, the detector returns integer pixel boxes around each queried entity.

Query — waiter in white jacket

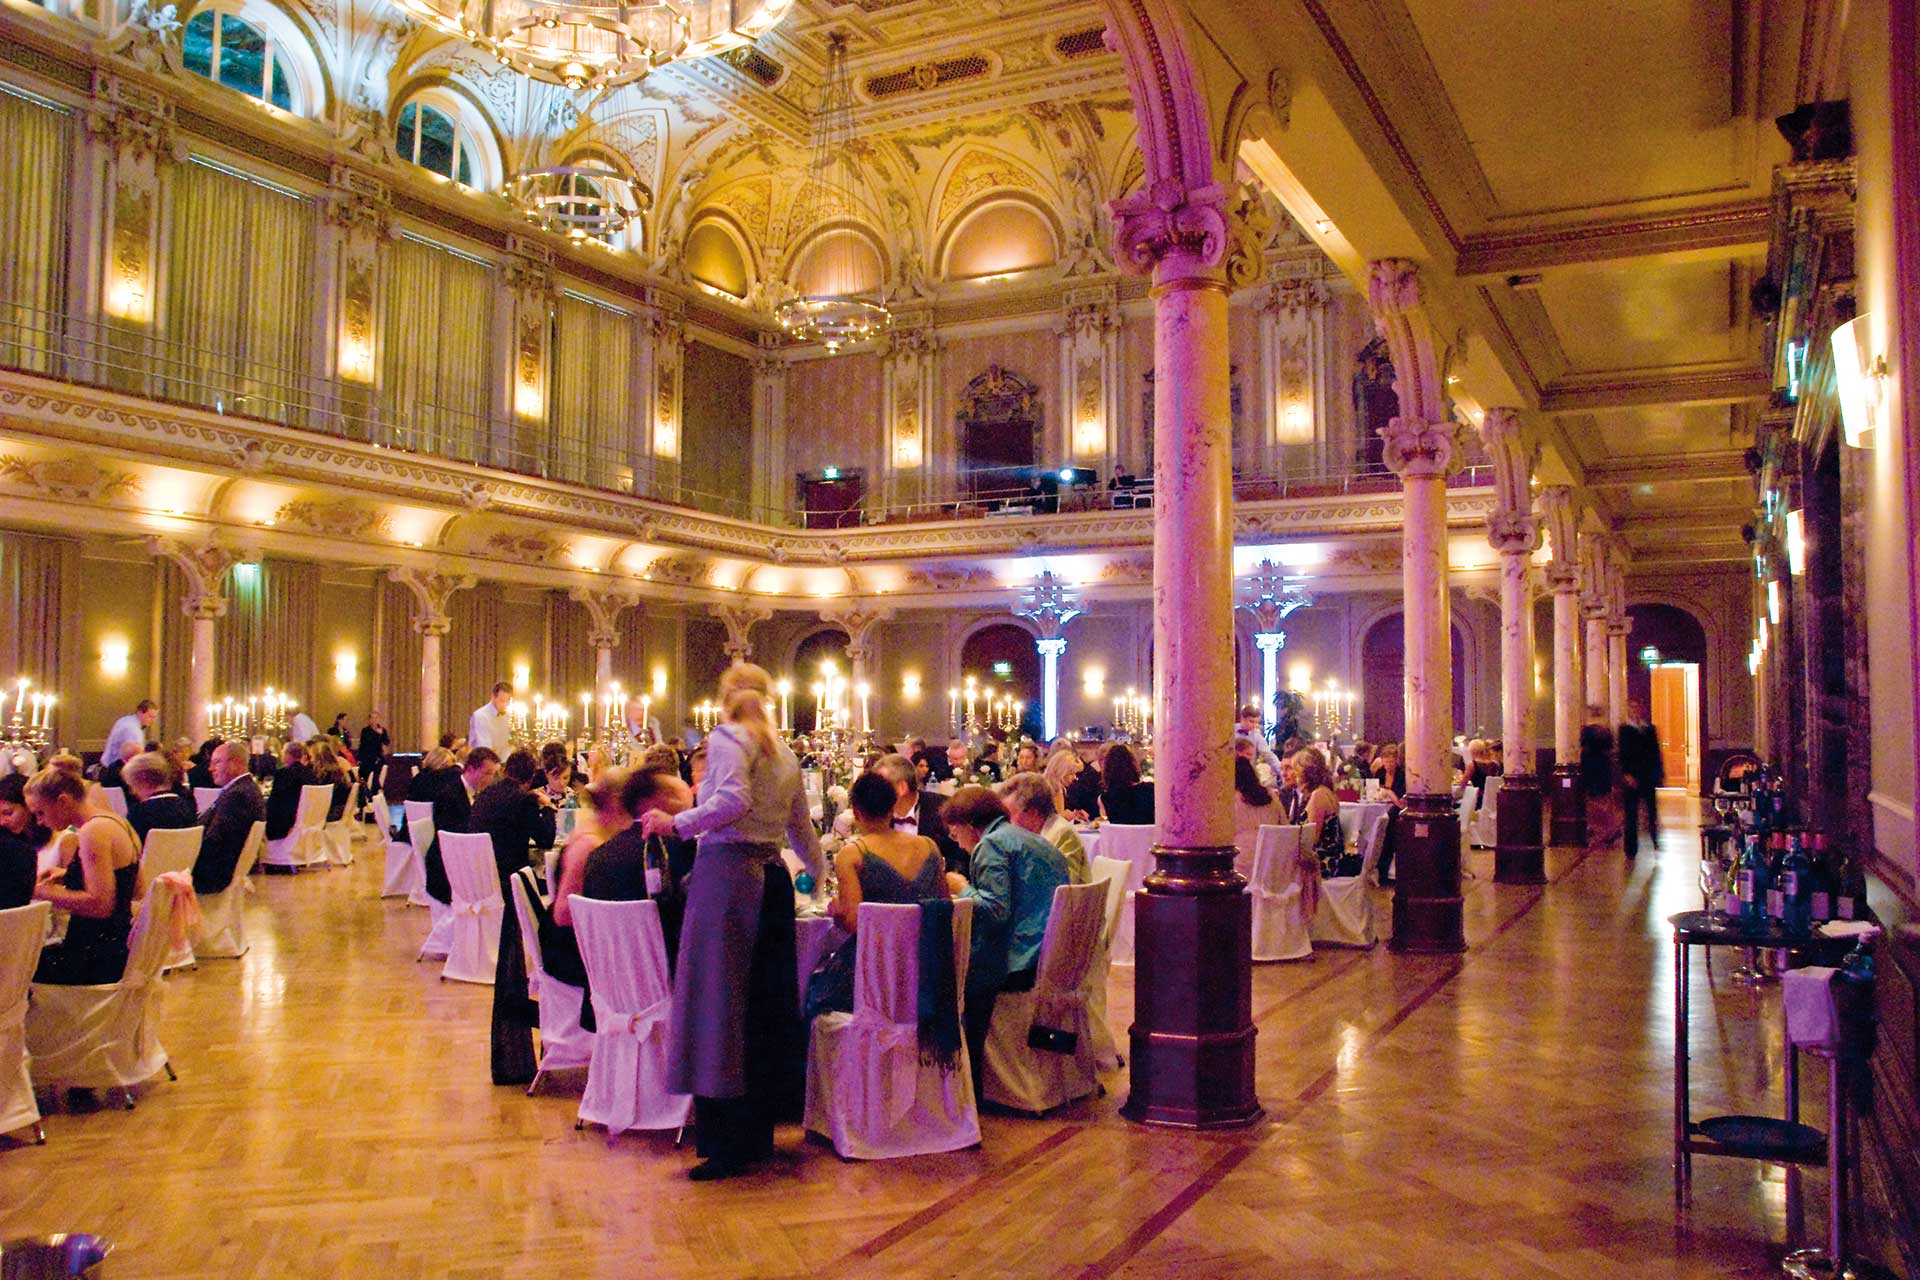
[468,681,514,755]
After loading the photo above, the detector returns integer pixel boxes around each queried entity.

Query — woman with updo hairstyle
[0,772,43,909]
[30,764,144,984]
[1296,749,1354,878]
[637,661,821,1181]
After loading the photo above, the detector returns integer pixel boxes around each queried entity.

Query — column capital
[1253,631,1286,654]
[572,586,639,645]
[413,614,451,638]
[1380,418,1465,480]
[389,567,475,621]
[1109,179,1268,290]
[1536,485,1580,578]
[1487,512,1540,555]
[1014,570,1082,642]
[820,605,890,650]
[1606,617,1633,639]
[148,537,240,599]
[1036,636,1068,659]
[1366,259,1457,429]
[182,594,228,622]
[710,602,770,663]
[1238,561,1311,635]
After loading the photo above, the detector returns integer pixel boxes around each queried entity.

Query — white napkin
[1818,920,1880,940]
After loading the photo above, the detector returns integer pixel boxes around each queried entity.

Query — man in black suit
[97,739,141,792]
[263,740,315,843]
[469,748,556,887]
[196,740,265,894]
[424,747,500,904]
[872,752,966,874]
[1618,698,1665,858]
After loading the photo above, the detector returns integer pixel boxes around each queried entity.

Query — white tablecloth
[1338,802,1390,848]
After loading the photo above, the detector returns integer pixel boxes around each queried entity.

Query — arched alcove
[1625,602,1709,790]
[686,219,752,297]
[791,627,850,683]
[959,621,1041,736]
[940,198,1059,280]
[1359,614,1468,746]
[788,226,885,297]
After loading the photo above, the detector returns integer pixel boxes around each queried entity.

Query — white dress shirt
[288,711,319,744]
[103,713,146,764]
[469,702,512,755]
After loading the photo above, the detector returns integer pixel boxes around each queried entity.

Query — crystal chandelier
[395,0,795,93]
[773,32,891,353]
[508,164,652,241]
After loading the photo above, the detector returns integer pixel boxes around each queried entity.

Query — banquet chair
[402,801,436,909]
[192,786,222,816]
[1471,777,1502,849]
[438,831,503,985]
[1097,823,1158,967]
[1083,856,1132,1072]
[96,785,128,819]
[322,782,360,867]
[1248,824,1312,962]
[1456,786,1480,856]
[0,901,51,1143]
[262,783,332,870]
[982,881,1107,1114]
[569,895,692,1136]
[140,826,205,970]
[194,821,262,959]
[804,899,978,1159]
[509,868,591,1095]
[28,876,182,1108]
[373,794,421,899]
[1309,812,1389,948]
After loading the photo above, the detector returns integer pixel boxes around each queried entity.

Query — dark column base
[1389,793,1464,953]
[1493,772,1546,884]
[1549,763,1587,846]
[1122,845,1261,1130]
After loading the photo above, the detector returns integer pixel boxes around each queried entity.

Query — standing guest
[357,710,392,797]
[0,773,43,908]
[262,740,315,843]
[187,738,221,790]
[625,695,665,747]
[637,663,819,1182]
[468,682,514,758]
[1230,755,1281,879]
[30,767,142,985]
[1097,742,1155,824]
[423,747,500,905]
[1617,699,1664,858]
[97,739,141,792]
[123,750,196,845]
[471,749,557,887]
[102,700,157,769]
[583,765,695,963]
[1003,771,1087,884]
[328,713,349,741]
[196,740,264,895]
[1579,707,1618,846]
[870,752,964,874]
[939,785,1070,1102]
[1235,704,1285,778]
[287,707,320,745]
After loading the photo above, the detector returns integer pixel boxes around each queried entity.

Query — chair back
[234,821,265,881]
[1337,805,1361,847]
[439,831,501,907]
[140,825,204,879]
[0,901,51,1015]
[1358,812,1390,882]
[1033,881,1107,997]
[193,786,222,815]
[1096,823,1158,890]
[1481,775,1503,820]
[1250,825,1305,896]
[1086,855,1131,945]
[509,867,547,980]
[296,784,333,831]
[569,896,672,1028]
[121,877,180,988]
[98,786,128,818]
[851,899,974,1025]
[332,783,359,823]
[1456,785,1479,833]
[372,792,394,839]
[403,801,435,857]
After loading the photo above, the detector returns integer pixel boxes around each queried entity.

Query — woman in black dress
[30,767,143,985]
[1097,742,1155,825]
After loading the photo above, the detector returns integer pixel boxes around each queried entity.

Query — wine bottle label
[1778,871,1799,898]
[1811,891,1831,919]
[1723,891,1741,915]
[1736,870,1755,902]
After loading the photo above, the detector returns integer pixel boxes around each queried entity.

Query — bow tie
[892,816,918,831]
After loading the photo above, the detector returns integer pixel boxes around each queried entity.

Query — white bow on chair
[456,896,503,916]
[606,996,672,1041]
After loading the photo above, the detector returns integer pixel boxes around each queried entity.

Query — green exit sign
[992,661,1012,676]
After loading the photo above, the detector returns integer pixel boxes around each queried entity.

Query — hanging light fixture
[508,163,652,242]
[773,32,891,353]
[394,0,795,93]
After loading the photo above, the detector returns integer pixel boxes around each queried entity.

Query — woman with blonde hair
[29,765,144,984]
[1042,748,1087,822]
[639,661,820,1181]
[1296,749,1355,878]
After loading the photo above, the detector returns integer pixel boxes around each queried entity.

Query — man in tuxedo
[423,747,500,904]
[1618,699,1665,858]
[196,740,265,894]
[263,740,315,843]
[871,752,966,874]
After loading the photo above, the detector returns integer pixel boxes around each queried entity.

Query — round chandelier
[773,32,891,353]
[507,164,652,241]
[394,0,795,92]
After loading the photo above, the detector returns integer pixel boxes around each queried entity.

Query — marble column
[1475,408,1544,883]
[1538,488,1586,845]
[1607,619,1629,728]
[148,539,237,744]
[575,588,640,707]
[1109,181,1266,1129]
[1017,571,1083,743]
[390,569,475,750]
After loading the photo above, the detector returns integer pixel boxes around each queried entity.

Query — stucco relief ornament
[1379,417,1464,481]
[1108,180,1267,288]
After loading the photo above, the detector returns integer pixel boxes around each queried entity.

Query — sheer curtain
[382,235,494,463]
[0,89,72,374]
[214,559,321,706]
[0,533,81,699]
[440,582,501,740]
[544,591,594,706]
[551,294,633,487]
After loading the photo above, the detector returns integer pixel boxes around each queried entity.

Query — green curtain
[376,576,423,750]
[0,91,72,374]
[382,236,494,463]
[544,591,595,710]
[0,531,82,719]
[160,160,314,421]
[551,294,633,487]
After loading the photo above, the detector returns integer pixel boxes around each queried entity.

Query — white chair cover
[262,784,332,869]
[322,782,359,866]
[1249,824,1312,962]
[982,881,1107,1114]
[1471,777,1502,849]
[570,896,692,1134]
[1082,856,1132,1072]
[403,801,436,909]
[0,748,38,778]
[508,868,591,1090]
[438,831,502,984]
[1097,824,1158,967]
[1456,786,1480,855]
[1310,812,1389,947]
[0,901,50,1139]
[96,786,128,818]
[140,825,203,880]
[192,786,222,815]
[804,899,978,1160]
[27,878,177,1091]
[194,821,262,959]
[374,794,421,900]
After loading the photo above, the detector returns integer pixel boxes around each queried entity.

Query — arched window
[182,10,294,110]
[396,101,474,186]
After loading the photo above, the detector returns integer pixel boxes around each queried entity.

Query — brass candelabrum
[691,700,721,734]
[1113,688,1152,743]
[507,695,570,750]
[949,675,1022,739]
[0,676,56,760]
[207,688,297,742]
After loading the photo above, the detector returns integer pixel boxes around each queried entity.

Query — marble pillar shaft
[1499,552,1534,767]
[186,604,217,744]
[1401,472,1452,795]
[1584,614,1608,712]
[1552,589,1583,756]
[1608,629,1628,726]
[418,625,446,749]
[594,645,615,706]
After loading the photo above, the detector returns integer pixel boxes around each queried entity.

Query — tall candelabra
[577,683,655,764]
[949,675,987,736]
[207,688,297,741]
[691,700,721,734]
[988,694,1024,735]
[1113,688,1152,742]
[508,694,569,749]
[1313,681,1354,740]
[0,676,56,758]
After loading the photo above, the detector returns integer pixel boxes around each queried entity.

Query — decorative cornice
[1456,199,1771,278]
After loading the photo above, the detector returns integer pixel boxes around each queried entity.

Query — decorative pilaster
[81,76,184,391]
[318,168,392,412]
[148,538,236,743]
[1605,550,1629,727]
[1476,408,1545,883]
[641,301,687,500]
[504,237,556,471]
[1257,274,1332,474]
[1237,560,1310,735]
[750,338,788,519]
[711,602,772,666]
[572,587,639,706]
[1016,571,1083,741]
[1580,526,1611,720]
[1056,284,1122,474]
[389,569,475,749]
[1109,178,1267,1130]
[880,321,939,509]
[1538,486,1586,845]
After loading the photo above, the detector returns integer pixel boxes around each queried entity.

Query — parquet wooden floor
[0,800,1900,1278]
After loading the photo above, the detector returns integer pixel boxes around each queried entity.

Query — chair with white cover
[262,783,331,870]
[509,867,591,1094]
[1471,777,1502,849]
[1097,823,1158,967]
[96,785,128,818]
[1248,824,1312,962]
[322,782,359,866]
[437,831,502,984]
[1082,856,1131,1071]
[982,881,1108,1114]
[403,800,436,909]
[1456,786,1480,857]
[804,899,978,1159]
[192,786,222,815]
[140,826,204,969]
[570,895,691,1135]
[28,875,183,1105]
[1309,812,1390,948]
[194,821,262,959]
[373,794,420,899]
[0,901,51,1142]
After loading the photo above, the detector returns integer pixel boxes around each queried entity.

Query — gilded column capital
[148,537,239,600]
[1487,512,1540,556]
[571,587,638,647]
[1536,485,1581,590]
[1109,179,1268,289]
[389,567,475,622]
[1380,418,1465,481]
[710,602,772,662]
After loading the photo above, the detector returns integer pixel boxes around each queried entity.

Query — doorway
[1649,663,1700,794]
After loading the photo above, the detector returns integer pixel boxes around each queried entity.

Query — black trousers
[1622,784,1660,856]
[694,862,800,1165]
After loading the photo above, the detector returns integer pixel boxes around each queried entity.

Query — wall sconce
[1073,412,1105,459]
[1277,398,1313,444]
[1784,508,1806,576]
[334,651,359,687]
[1081,667,1105,698]
[99,638,130,678]
[1288,662,1312,692]
[1767,579,1782,626]
[338,328,375,383]
[892,422,923,468]
[511,662,530,693]
[900,671,922,700]
[651,666,668,698]
[104,273,151,322]
[513,379,544,419]
[653,419,679,457]
[1832,315,1886,448]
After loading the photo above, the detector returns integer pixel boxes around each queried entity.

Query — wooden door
[1649,665,1694,792]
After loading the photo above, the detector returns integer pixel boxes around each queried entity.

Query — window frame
[177,1,322,117]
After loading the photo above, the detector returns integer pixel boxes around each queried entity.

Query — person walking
[1617,699,1664,857]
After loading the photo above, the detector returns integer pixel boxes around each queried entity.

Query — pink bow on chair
[150,870,203,950]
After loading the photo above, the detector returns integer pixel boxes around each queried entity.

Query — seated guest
[939,785,1070,1101]
[0,773,43,909]
[187,738,220,790]
[1012,741,1041,775]
[1043,749,1088,824]
[546,768,632,991]
[1298,750,1354,878]
[97,738,141,792]
[1003,771,1086,884]
[196,740,265,895]
[911,750,935,789]
[942,738,970,783]
[1062,749,1102,819]
[977,741,1005,782]
[1230,755,1281,879]
[1463,739,1497,793]
[804,771,952,1019]
[263,740,316,842]
[30,766,143,985]
[423,747,500,905]
[307,740,354,821]
[1372,743,1409,803]
[124,750,197,845]
[870,752,965,875]
[581,764,695,968]
[1274,754,1307,824]
[471,748,557,887]
[538,740,580,805]
[1097,742,1155,825]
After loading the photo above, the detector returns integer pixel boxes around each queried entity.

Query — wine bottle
[1735,833,1769,931]
[1765,832,1789,923]
[1809,832,1833,920]
[1779,833,1812,937]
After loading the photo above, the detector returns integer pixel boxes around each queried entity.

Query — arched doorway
[958,622,1041,739]
[1625,603,1707,793]
[1359,614,1468,746]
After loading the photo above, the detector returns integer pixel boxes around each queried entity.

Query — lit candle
[640,695,652,741]
[856,682,871,733]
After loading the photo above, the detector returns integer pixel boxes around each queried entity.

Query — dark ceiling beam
[1456,199,1771,279]
[1540,366,1771,412]
[1583,450,1752,490]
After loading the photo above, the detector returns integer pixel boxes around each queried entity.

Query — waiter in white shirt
[469,681,514,755]
[103,699,157,763]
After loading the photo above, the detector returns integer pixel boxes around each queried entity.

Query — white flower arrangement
[826,783,850,808]
[1254,760,1275,788]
